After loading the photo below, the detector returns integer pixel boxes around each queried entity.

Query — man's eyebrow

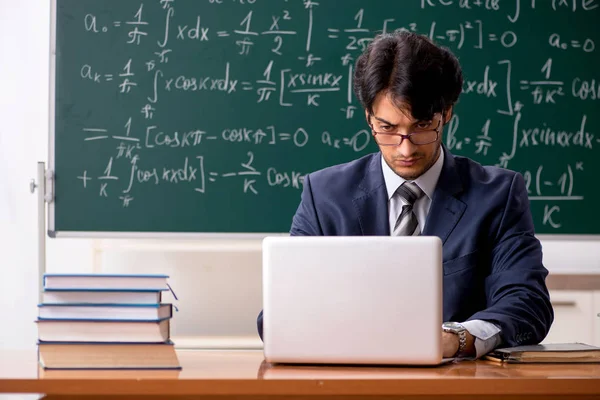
[372,115,397,126]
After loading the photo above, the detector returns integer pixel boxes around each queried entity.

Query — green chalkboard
[50,0,600,235]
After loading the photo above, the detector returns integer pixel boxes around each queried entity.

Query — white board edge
[50,231,290,239]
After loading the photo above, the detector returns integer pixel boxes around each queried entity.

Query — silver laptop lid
[262,236,443,365]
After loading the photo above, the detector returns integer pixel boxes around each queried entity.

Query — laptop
[262,236,444,366]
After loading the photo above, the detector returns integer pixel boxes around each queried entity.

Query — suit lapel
[352,154,390,236]
[422,147,467,245]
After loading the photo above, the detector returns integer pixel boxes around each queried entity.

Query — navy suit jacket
[257,147,553,347]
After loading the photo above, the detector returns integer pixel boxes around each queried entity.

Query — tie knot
[396,182,424,206]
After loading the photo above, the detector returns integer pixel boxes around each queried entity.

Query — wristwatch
[442,321,467,357]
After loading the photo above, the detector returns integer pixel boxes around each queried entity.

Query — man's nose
[396,135,418,156]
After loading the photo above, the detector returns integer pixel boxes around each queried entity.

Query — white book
[37,319,170,343]
[43,274,169,291]
[42,290,162,305]
[38,304,172,320]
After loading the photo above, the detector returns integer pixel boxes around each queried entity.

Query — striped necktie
[392,182,425,236]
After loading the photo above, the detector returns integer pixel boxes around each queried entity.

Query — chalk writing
[55,0,598,233]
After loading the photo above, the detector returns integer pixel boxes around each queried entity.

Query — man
[257,31,553,359]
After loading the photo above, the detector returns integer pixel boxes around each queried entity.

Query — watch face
[443,322,463,330]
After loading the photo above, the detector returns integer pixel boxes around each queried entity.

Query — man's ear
[365,109,370,124]
[443,107,453,124]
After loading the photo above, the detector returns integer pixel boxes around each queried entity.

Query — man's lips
[393,158,422,166]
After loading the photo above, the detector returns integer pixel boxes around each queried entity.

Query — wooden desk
[0,349,599,399]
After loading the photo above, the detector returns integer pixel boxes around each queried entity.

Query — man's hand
[442,330,476,358]
[442,331,459,358]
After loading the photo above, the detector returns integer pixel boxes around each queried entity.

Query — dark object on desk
[485,343,600,363]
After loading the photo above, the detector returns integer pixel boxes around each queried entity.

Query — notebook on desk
[262,236,445,366]
[485,343,600,363]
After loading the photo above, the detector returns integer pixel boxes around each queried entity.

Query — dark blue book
[36,318,171,343]
[42,289,163,304]
[43,273,169,291]
[38,303,172,320]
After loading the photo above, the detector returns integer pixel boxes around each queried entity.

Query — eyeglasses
[368,117,442,146]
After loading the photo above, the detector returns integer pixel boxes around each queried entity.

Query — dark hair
[353,31,463,121]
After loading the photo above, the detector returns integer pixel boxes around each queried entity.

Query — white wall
[0,0,43,349]
[1,0,599,352]
[0,0,99,350]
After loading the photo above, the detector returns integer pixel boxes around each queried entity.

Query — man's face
[368,92,448,181]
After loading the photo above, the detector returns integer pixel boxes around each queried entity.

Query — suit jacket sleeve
[290,174,323,236]
[257,174,323,340]
[468,172,554,347]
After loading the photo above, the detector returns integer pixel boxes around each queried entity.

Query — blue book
[36,318,171,343]
[43,273,169,291]
[41,289,163,304]
[38,303,172,321]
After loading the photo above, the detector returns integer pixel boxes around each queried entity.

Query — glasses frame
[368,116,443,146]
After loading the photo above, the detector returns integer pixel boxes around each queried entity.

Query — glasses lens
[374,133,400,145]
[410,130,438,145]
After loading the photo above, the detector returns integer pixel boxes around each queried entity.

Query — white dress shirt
[382,149,445,233]
[381,150,502,358]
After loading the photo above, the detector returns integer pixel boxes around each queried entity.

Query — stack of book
[37,273,181,370]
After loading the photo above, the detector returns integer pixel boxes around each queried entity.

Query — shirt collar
[381,147,445,201]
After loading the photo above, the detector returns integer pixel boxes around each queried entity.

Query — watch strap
[443,322,468,357]
[455,327,467,356]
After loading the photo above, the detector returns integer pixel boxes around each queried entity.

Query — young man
[257,31,553,359]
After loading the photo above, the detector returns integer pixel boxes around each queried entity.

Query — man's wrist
[442,331,459,357]
[442,322,476,358]
[442,322,467,356]
[461,320,503,358]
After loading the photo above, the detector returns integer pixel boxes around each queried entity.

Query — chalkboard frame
[46,0,600,239]
[49,0,57,237]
